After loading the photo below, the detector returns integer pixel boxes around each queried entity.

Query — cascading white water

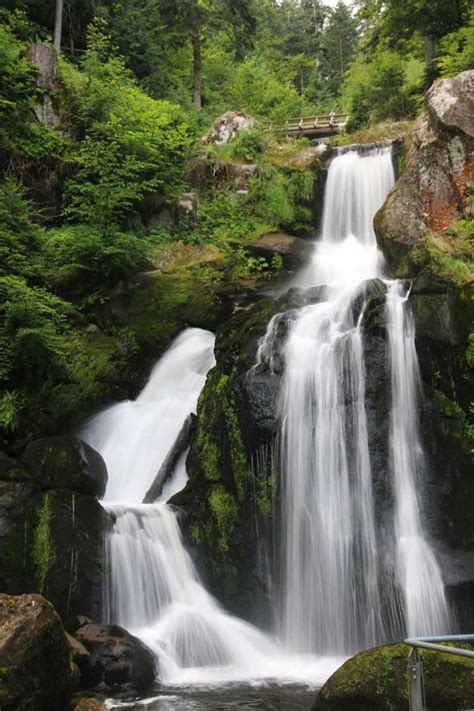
[80,147,451,697]
[82,329,216,503]
[386,282,451,636]
[82,327,343,688]
[276,147,450,655]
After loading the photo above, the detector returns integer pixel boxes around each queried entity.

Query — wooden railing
[264,113,349,136]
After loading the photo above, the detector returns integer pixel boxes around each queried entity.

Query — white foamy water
[82,327,343,688]
[274,147,451,654]
[386,282,451,636]
[82,328,215,503]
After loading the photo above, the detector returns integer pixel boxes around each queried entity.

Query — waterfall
[82,327,344,687]
[80,146,451,693]
[386,282,451,636]
[276,147,450,655]
[81,328,216,503]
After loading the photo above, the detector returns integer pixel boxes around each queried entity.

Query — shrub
[43,225,150,301]
[436,11,474,77]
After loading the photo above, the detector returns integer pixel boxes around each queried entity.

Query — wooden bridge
[264,113,349,138]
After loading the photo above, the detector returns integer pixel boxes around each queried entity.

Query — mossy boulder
[0,446,108,620]
[313,643,474,711]
[20,437,108,498]
[0,593,72,711]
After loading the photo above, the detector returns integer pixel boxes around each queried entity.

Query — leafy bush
[343,49,424,130]
[250,166,314,232]
[60,22,193,230]
[0,177,41,279]
[436,11,474,77]
[0,22,38,158]
[228,57,311,120]
[43,225,150,302]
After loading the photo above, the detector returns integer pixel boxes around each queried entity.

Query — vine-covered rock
[313,643,474,711]
[0,593,72,711]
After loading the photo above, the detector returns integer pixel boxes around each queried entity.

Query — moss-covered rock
[313,643,474,711]
[20,437,108,498]
[0,593,72,711]
[0,447,108,620]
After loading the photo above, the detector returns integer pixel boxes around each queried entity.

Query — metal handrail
[405,634,474,711]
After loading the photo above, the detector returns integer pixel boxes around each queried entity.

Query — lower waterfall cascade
[81,145,452,695]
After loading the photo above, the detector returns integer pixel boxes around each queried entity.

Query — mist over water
[82,147,451,704]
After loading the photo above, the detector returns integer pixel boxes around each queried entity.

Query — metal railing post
[407,647,426,711]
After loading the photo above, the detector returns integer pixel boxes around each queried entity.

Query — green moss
[208,486,239,555]
[216,373,248,501]
[33,494,56,593]
[256,471,277,518]
[315,643,474,711]
[435,389,474,454]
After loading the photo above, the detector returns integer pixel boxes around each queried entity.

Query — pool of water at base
[106,682,319,710]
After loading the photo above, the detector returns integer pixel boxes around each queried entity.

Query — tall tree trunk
[423,35,435,68]
[53,0,63,53]
[190,0,202,110]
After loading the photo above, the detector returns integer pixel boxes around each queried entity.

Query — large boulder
[313,643,474,711]
[426,69,474,138]
[204,111,257,145]
[0,593,72,711]
[21,436,108,498]
[72,620,156,694]
[374,70,473,270]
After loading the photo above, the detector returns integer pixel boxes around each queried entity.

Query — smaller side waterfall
[82,328,215,503]
[386,282,451,636]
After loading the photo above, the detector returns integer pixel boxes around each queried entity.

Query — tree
[53,0,63,51]
[319,2,359,98]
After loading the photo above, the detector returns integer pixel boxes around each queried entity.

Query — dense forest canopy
[0,0,473,450]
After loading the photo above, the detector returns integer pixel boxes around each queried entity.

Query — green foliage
[250,166,314,232]
[33,494,56,593]
[0,178,40,279]
[343,49,424,129]
[229,57,309,120]
[43,225,150,302]
[209,485,239,554]
[0,276,73,391]
[59,23,192,230]
[436,11,474,77]
[0,22,39,158]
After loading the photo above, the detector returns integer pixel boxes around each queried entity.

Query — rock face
[21,436,108,498]
[0,439,108,620]
[0,593,72,711]
[375,70,473,268]
[204,111,257,145]
[313,643,474,711]
[248,232,314,270]
[72,620,156,694]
